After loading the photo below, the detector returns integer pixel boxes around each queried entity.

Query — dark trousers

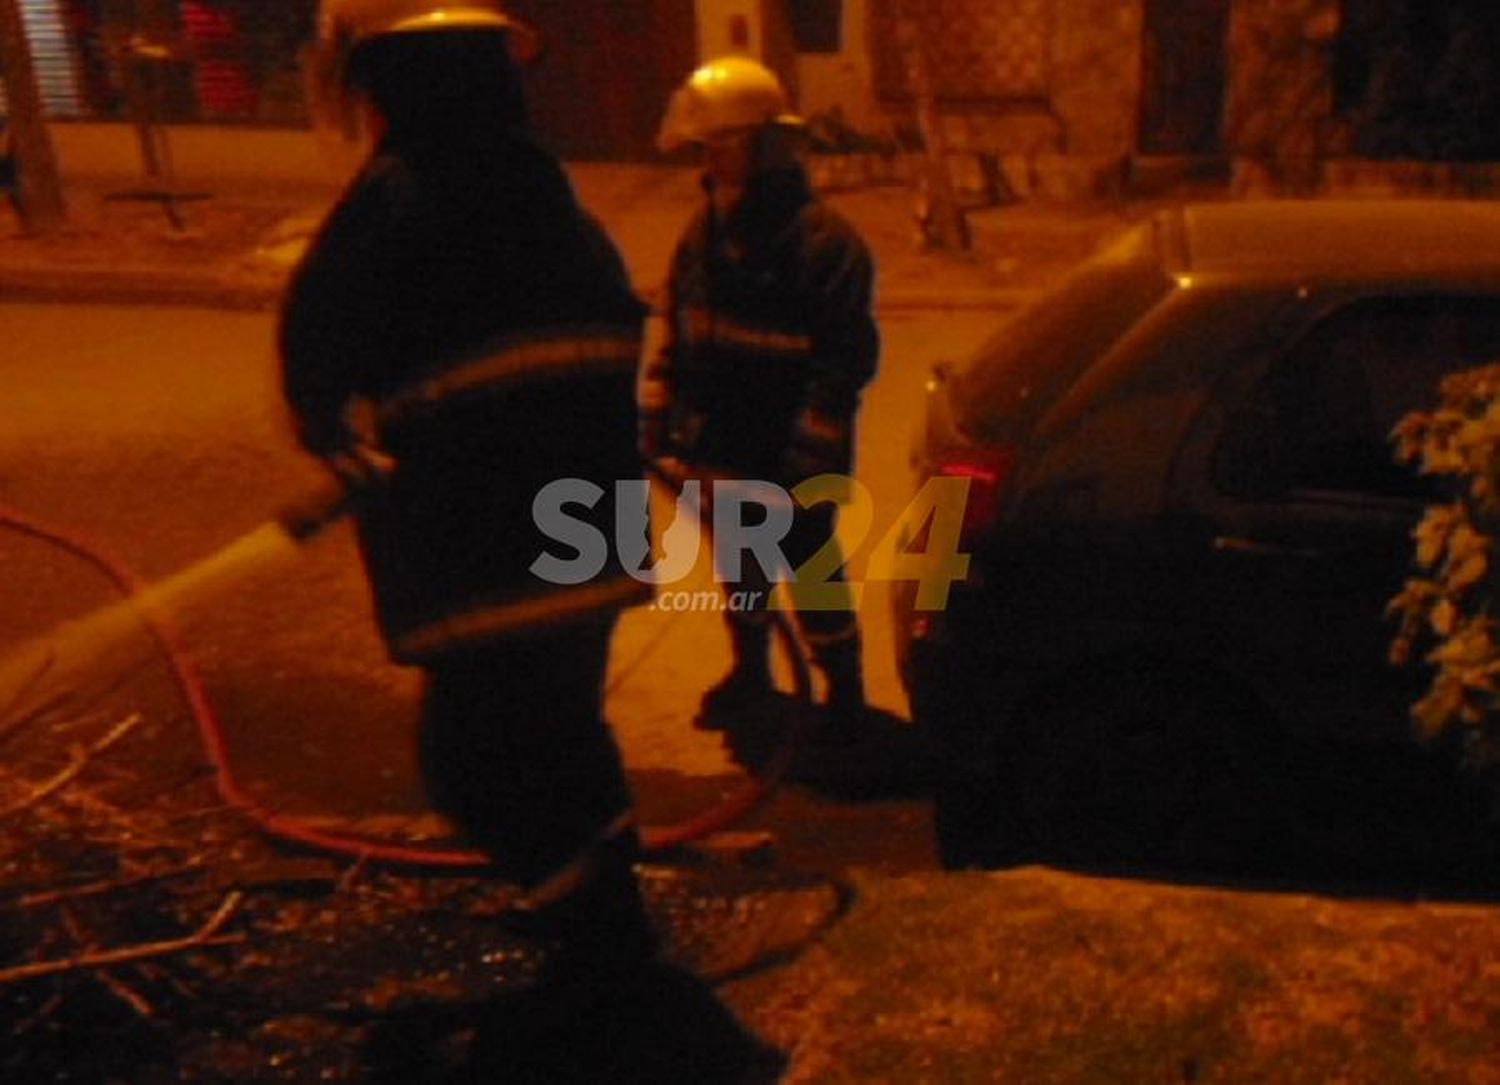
[418,617,634,887]
[717,500,859,655]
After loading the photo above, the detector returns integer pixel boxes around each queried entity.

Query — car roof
[1162,200,1500,281]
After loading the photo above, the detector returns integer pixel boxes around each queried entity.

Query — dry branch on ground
[0,891,243,986]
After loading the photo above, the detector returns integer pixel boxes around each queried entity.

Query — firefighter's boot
[812,633,867,746]
[516,830,659,1003]
[696,612,774,730]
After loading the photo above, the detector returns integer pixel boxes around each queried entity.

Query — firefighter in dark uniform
[282,0,655,978]
[642,57,880,741]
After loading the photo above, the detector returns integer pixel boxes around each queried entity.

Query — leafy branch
[1390,362,1500,763]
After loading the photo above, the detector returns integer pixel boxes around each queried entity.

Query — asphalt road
[0,301,1002,877]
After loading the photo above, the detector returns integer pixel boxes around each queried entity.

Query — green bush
[1390,363,1500,766]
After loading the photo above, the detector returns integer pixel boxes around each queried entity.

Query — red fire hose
[0,464,814,871]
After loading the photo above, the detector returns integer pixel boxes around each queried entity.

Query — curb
[0,265,1031,316]
[0,264,283,312]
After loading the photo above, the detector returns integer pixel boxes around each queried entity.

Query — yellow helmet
[657,56,802,153]
[307,0,538,164]
[317,0,539,57]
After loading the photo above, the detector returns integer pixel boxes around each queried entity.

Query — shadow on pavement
[1039,737,1500,903]
[362,961,785,1084]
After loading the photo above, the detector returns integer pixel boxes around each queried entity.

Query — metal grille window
[870,0,1052,102]
[174,0,315,122]
[183,0,315,122]
[4,0,316,122]
[0,0,85,117]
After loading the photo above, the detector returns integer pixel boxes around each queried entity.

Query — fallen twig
[52,904,158,1019]
[12,862,205,910]
[96,968,155,1018]
[134,960,197,1003]
[0,714,142,822]
[336,853,371,895]
[0,890,243,986]
[36,782,190,853]
[57,901,92,951]
[47,707,117,738]
[0,691,69,749]
[0,659,149,748]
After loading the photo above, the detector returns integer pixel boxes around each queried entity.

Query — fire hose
[0,458,816,875]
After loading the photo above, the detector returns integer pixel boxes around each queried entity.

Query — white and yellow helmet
[657,56,802,153]
[316,0,539,55]
[307,0,538,163]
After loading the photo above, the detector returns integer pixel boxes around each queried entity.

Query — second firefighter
[641,56,880,742]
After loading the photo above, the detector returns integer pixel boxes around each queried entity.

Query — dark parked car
[895,200,1500,871]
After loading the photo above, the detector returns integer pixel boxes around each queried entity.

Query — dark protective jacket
[641,165,879,483]
[280,126,650,663]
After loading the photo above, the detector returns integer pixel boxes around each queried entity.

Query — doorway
[1138,0,1231,155]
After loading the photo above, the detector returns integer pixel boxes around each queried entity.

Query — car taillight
[933,444,1016,546]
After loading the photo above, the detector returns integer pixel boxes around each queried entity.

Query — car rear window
[950,224,1174,442]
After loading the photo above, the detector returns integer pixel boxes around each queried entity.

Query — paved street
[0,300,999,876]
[6,174,1500,1081]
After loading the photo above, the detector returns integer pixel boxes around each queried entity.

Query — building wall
[794,0,882,132]
[1050,0,1144,157]
[28,0,1488,176]
[691,0,799,103]
[849,0,1142,160]
[48,0,1476,190]
[695,0,761,58]
[1223,0,1339,189]
[25,0,1143,163]
[793,0,1359,171]
[498,0,700,158]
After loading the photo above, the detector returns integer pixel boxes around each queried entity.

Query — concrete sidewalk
[0,145,1136,314]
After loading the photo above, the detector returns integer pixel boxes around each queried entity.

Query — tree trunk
[0,0,67,233]
[895,3,969,251]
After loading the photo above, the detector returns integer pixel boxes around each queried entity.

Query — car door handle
[1212,535,1327,560]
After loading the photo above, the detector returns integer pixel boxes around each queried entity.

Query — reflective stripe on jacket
[380,325,645,425]
[644,165,879,483]
[281,132,650,661]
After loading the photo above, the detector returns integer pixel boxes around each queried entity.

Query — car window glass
[1216,295,1500,501]
[952,224,1174,442]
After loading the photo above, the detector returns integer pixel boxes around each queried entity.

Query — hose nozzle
[276,479,356,542]
[276,446,396,543]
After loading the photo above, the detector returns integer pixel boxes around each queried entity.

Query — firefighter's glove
[648,454,693,495]
[783,408,850,482]
[325,443,396,495]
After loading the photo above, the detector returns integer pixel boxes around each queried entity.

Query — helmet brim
[384,10,541,62]
[656,113,805,154]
